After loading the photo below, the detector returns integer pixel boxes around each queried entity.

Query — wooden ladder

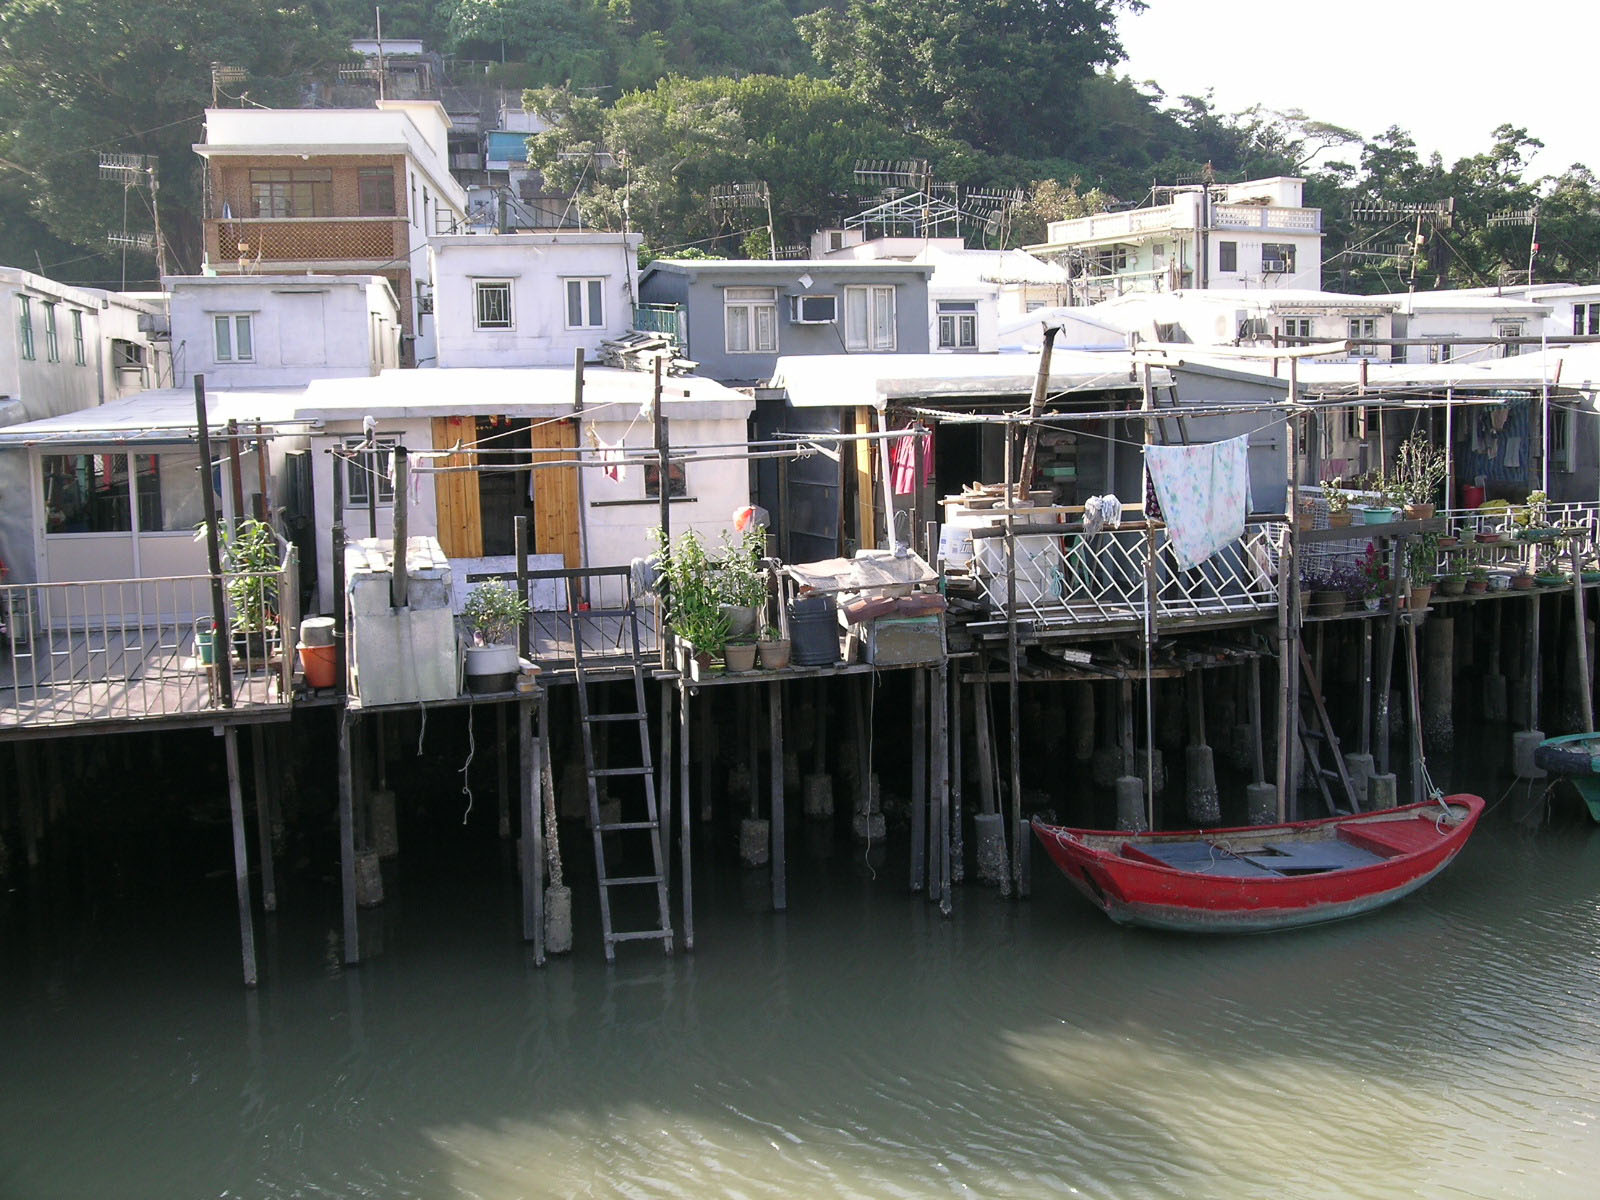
[567,579,674,962]
[1297,643,1360,816]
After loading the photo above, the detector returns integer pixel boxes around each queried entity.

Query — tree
[0,0,346,282]
[798,0,1140,156]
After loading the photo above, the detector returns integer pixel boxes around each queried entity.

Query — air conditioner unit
[1262,258,1287,274]
[790,294,837,324]
[417,296,434,315]
[136,312,170,338]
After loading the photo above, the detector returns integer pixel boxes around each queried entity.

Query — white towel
[1144,436,1250,570]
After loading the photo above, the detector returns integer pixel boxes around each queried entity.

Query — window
[112,339,145,370]
[342,435,397,505]
[42,302,58,362]
[1551,405,1577,472]
[644,461,687,499]
[39,451,197,533]
[249,168,332,218]
[17,295,34,360]
[1348,317,1378,357]
[725,286,777,354]
[1496,321,1524,357]
[1093,246,1128,272]
[1428,335,1456,365]
[1218,241,1238,273]
[71,310,85,365]
[564,277,605,329]
[1574,303,1600,336]
[213,314,254,362]
[938,300,978,350]
[1343,406,1367,442]
[1282,317,1313,341]
[358,168,396,216]
[475,281,513,329]
[1262,244,1296,274]
[844,285,896,351]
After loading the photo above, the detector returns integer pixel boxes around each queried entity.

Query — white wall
[168,276,399,387]
[429,234,642,368]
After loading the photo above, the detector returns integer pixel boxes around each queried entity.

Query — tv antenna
[210,63,247,106]
[100,152,168,284]
[1347,197,1454,290]
[709,180,776,260]
[1488,203,1539,287]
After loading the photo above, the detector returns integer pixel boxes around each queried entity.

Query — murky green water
[3,774,1598,1199]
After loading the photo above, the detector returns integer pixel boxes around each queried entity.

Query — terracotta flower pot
[1404,502,1436,520]
[1408,584,1434,609]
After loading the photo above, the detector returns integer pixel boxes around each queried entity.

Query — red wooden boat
[1030,794,1485,933]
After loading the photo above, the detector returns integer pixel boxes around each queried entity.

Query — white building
[164,274,403,387]
[428,232,642,368]
[193,101,468,368]
[1,265,168,584]
[1026,176,1324,301]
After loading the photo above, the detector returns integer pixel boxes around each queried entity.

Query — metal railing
[968,520,1286,631]
[0,556,297,732]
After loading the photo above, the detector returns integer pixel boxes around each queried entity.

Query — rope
[459,702,477,824]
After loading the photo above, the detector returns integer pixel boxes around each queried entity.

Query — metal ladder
[1297,643,1360,815]
[566,573,673,962]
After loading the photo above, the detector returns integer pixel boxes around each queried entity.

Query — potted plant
[714,528,768,638]
[1465,564,1490,595]
[653,527,732,674]
[1395,431,1448,519]
[724,634,758,673]
[196,518,283,661]
[461,578,529,694]
[671,592,730,679]
[1320,478,1352,528]
[1438,565,1468,597]
[1357,542,1388,610]
[757,623,791,670]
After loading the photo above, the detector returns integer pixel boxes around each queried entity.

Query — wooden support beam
[770,680,786,911]
[933,663,951,913]
[659,679,674,898]
[949,671,964,886]
[520,695,544,962]
[250,725,276,912]
[910,669,927,893]
[678,678,694,951]
[338,711,359,965]
[223,726,259,987]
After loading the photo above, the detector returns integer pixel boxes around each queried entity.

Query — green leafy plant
[1320,477,1350,514]
[669,590,731,657]
[462,578,530,647]
[195,518,282,634]
[759,623,783,642]
[1406,531,1441,582]
[714,527,769,609]
[652,527,731,655]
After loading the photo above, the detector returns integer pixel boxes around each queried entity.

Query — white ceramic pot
[464,642,519,694]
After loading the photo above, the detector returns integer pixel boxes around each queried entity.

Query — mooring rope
[459,702,476,824]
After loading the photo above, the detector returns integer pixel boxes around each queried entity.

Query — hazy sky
[1118,1,1591,177]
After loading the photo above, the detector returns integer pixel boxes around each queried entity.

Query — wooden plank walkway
[0,621,284,734]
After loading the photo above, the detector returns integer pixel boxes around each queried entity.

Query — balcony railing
[1044,203,1321,244]
[0,556,298,733]
[967,520,1286,633]
[208,217,404,264]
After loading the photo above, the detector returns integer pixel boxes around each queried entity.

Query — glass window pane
[587,279,603,327]
[845,289,867,347]
[756,305,775,351]
[726,305,749,352]
[873,288,895,348]
[154,449,206,531]
[234,316,252,360]
[42,453,131,533]
[567,280,582,327]
[215,315,232,360]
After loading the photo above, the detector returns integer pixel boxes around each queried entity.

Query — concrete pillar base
[1115,776,1148,832]
[1369,774,1398,810]
[371,788,399,858]
[1245,782,1278,826]
[355,849,384,908]
[1345,753,1375,810]
[973,812,1008,885]
[739,817,770,866]
[544,884,573,955]
[803,774,834,819]
[851,811,887,842]
[1184,744,1220,825]
[1512,729,1547,780]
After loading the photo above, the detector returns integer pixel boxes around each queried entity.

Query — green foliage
[461,578,530,646]
[714,528,769,609]
[195,518,284,633]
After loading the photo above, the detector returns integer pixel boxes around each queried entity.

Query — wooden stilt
[338,711,359,965]
[659,679,674,896]
[250,725,277,912]
[972,681,997,816]
[933,663,951,913]
[1573,546,1594,730]
[223,726,259,987]
[1248,657,1266,783]
[520,695,544,963]
[853,675,871,818]
[949,670,964,885]
[1375,540,1404,776]
[769,680,786,911]
[496,704,511,840]
[16,741,41,868]
[1359,622,1374,756]
[910,670,927,893]
[679,678,694,951]
[1530,594,1542,730]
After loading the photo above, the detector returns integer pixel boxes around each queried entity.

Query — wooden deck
[0,621,286,737]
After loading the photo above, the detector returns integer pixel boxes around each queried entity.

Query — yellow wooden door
[431,415,482,558]
[530,419,581,566]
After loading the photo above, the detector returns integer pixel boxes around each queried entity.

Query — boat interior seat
[1122,840,1282,877]
[1338,818,1441,858]
[1236,840,1387,874]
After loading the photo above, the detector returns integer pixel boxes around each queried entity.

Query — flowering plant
[1356,542,1387,596]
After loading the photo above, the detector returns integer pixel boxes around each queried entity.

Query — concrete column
[1115,776,1148,832]
[1185,744,1220,825]
[1245,782,1278,826]
[1068,683,1095,762]
[1423,617,1455,757]
[1368,773,1399,809]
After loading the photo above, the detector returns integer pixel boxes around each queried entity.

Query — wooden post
[1017,325,1058,493]
[1375,538,1404,776]
[1004,418,1024,898]
[973,681,998,816]
[390,446,408,608]
[933,662,951,912]
[1530,593,1542,730]
[910,668,927,893]
[226,417,247,533]
[1248,657,1266,783]
[653,356,671,670]
[254,419,271,520]
[659,678,674,896]
[1573,542,1594,730]
[338,711,359,965]
[496,703,511,840]
[520,694,544,962]
[250,725,277,912]
[194,376,233,709]
[949,670,964,885]
[769,679,786,911]
[223,725,259,987]
[678,677,694,951]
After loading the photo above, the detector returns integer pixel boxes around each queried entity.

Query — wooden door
[530,419,581,566]
[431,415,482,557]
